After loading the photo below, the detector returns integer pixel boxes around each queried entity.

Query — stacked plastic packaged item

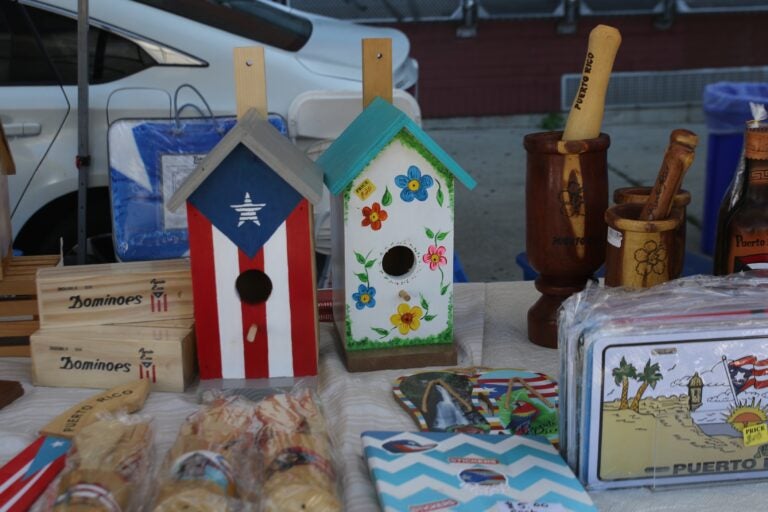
[36,389,341,512]
[559,272,768,490]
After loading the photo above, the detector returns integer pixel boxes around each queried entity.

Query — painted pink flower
[422,245,447,270]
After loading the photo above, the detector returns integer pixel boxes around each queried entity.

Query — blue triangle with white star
[24,436,71,478]
[188,143,302,258]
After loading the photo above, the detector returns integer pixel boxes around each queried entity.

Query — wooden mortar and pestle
[525,24,621,348]
[605,129,698,288]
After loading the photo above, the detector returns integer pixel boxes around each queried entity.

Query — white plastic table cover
[1,281,766,511]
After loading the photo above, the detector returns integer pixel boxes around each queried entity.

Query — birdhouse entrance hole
[235,269,273,304]
[382,245,416,278]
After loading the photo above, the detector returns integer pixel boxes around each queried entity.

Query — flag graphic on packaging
[728,355,768,394]
[0,436,70,511]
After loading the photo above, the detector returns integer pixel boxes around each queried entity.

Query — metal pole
[76,0,90,264]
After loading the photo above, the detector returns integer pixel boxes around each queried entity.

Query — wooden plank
[343,342,457,373]
[0,276,36,295]
[0,298,38,316]
[362,38,393,108]
[233,46,267,120]
[0,175,10,268]
[0,345,30,357]
[0,122,15,175]
[8,255,61,268]
[1,254,59,283]
[0,320,39,337]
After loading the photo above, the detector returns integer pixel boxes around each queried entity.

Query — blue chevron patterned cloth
[362,431,595,512]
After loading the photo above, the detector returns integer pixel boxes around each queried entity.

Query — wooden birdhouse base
[0,254,61,357]
[342,343,457,373]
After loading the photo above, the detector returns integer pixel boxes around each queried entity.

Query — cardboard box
[36,259,193,328]
[30,320,196,392]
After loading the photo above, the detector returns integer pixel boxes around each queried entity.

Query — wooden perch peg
[398,290,411,302]
[246,323,258,343]
[639,128,699,221]
[562,25,622,141]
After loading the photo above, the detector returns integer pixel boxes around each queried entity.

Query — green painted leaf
[357,273,368,283]
[365,260,376,268]
[420,296,429,310]
[441,284,450,295]
[425,228,435,239]
[382,187,392,207]
[355,252,366,265]
[424,314,437,321]
[372,327,390,337]
[436,231,449,241]
[437,188,444,207]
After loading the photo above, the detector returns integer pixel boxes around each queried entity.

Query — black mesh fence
[276,0,768,22]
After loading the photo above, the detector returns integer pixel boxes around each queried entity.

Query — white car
[2,0,418,260]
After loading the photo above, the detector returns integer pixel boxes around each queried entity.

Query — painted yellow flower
[390,303,423,335]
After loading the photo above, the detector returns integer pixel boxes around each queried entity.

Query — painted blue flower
[352,284,376,310]
[394,165,434,202]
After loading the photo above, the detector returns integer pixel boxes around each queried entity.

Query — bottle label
[749,168,768,186]
[727,233,768,273]
[745,129,768,160]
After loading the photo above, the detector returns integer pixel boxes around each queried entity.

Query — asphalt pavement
[424,106,712,282]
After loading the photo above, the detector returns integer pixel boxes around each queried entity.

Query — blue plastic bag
[108,115,287,261]
[703,82,768,134]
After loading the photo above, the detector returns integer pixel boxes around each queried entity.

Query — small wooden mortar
[604,202,682,288]
[614,186,690,279]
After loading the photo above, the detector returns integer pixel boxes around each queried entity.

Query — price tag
[607,226,623,248]
[497,501,566,512]
[354,178,376,201]
[743,423,768,447]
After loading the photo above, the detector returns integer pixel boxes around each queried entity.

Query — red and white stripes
[186,200,317,380]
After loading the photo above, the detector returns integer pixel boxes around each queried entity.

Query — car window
[135,0,312,52]
[15,5,157,85]
[27,6,157,85]
[0,2,59,85]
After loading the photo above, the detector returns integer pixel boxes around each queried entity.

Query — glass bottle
[712,150,747,275]
[716,126,768,274]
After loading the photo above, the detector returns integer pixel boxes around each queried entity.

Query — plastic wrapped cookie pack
[36,413,155,512]
[152,388,341,512]
[150,388,342,512]
[37,388,342,512]
[559,272,768,490]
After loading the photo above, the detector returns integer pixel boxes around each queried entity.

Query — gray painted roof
[167,108,324,212]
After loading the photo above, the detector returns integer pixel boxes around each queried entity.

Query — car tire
[14,188,116,264]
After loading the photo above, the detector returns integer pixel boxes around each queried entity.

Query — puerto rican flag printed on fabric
[185,144,317,379]
[729,355,768,394]
[0,436,70,512]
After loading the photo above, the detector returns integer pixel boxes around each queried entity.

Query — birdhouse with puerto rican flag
[317,97,476,372]
[167,107,323,380]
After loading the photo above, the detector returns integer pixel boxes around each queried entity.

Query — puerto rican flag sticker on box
[167,110,324,381]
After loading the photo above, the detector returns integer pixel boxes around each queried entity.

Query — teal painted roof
[317,97,477,196]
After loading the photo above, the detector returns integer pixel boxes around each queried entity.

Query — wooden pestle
[562,25,622,141]
[639,129,698,221]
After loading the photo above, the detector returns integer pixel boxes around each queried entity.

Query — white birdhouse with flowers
[317,97,476,372]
